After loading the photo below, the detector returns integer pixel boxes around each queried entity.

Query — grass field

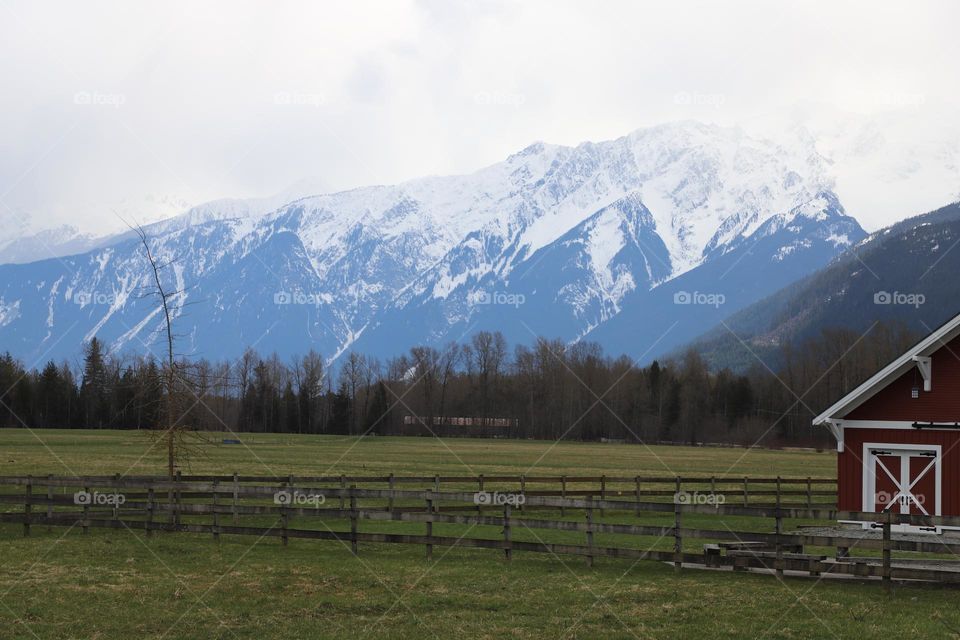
[1,429,958,639]
[0,428,836,478]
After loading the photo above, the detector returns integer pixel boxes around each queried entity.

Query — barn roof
[812,311,960,426]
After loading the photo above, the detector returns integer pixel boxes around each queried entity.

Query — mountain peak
[0,120,867,366]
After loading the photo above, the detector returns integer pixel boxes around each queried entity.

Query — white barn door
[863,443,941,518]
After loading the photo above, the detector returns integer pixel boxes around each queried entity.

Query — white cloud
[1,0,959,236]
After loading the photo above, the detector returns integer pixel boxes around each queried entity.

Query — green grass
[0,428,836,478]
[2,429,957,639]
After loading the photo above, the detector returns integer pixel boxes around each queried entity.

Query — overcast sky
[1,0,959,236]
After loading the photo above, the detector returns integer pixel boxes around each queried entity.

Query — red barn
[814,313,960,527]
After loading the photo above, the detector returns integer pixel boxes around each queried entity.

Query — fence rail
[3,474,957,585]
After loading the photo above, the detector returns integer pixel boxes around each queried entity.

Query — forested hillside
[691,202,960,371]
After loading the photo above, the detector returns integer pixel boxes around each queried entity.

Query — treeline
[0,321,918,447]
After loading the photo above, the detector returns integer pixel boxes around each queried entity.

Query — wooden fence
[2,473,959,586]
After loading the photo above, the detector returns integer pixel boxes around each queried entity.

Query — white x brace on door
[862,442,941,517]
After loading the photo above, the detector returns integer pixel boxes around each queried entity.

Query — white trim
[825,420,844,452]
[862,442,942,522]
[838,419,960,431]
[813,312,960,427]
[913,356,933,392]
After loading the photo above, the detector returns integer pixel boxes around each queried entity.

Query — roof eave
[812,313,960,427]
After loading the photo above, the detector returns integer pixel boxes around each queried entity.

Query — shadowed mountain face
[0,122,864,365]
[686,202,960,371]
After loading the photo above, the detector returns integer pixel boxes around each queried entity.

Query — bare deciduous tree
[131,224,202,477]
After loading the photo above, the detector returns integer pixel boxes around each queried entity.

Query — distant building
[402,416,518,428]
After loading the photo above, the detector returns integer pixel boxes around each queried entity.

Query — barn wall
[838,427,960,515]
[846,334,960,422]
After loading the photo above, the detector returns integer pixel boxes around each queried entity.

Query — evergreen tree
[80,337,108,428]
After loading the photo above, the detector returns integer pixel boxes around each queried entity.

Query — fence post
[46,474,53,530]
[599,475,606,517]
[775,476,783,578]
[806,477,812,508]
[174,471,182,528]
[212,478,220,542]
[82,484,90,535]
[388,473,395,515]
[674,477,682,571]
[434,475,440,508]
[426,495,434,561]
[743,477,749,506]
[23,476,32,537]
[586,496,595,568]
[146,486,154,538]
[882,510,892,593]
[520,474,526,513]
[477,474,484,516]
[634,476,641,517]
[503,502,512,562]
[232,472,239,525]
[560,475,566,517]
[350,485,358,556]
[112,473,121,528]
[710,476,716,503]
[339,474,346,511]
[281,477,289,548]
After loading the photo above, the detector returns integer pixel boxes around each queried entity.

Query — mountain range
[0,117,943,368]
[0,111,952,370]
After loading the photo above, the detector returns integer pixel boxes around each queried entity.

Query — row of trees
[0,321,919,448]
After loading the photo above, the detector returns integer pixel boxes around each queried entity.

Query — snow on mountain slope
[0,121,863,365]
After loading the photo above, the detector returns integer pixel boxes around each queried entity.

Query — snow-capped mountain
[0,121,865,366]
[0,181,332,265]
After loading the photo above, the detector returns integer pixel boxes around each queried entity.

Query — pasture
[1,430,957,639]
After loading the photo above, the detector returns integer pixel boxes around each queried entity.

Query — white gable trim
[839,419,960,430]
[812,313,960,428]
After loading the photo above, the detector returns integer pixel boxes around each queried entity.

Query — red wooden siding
[846,334,960,422]
[838,428,960,514]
